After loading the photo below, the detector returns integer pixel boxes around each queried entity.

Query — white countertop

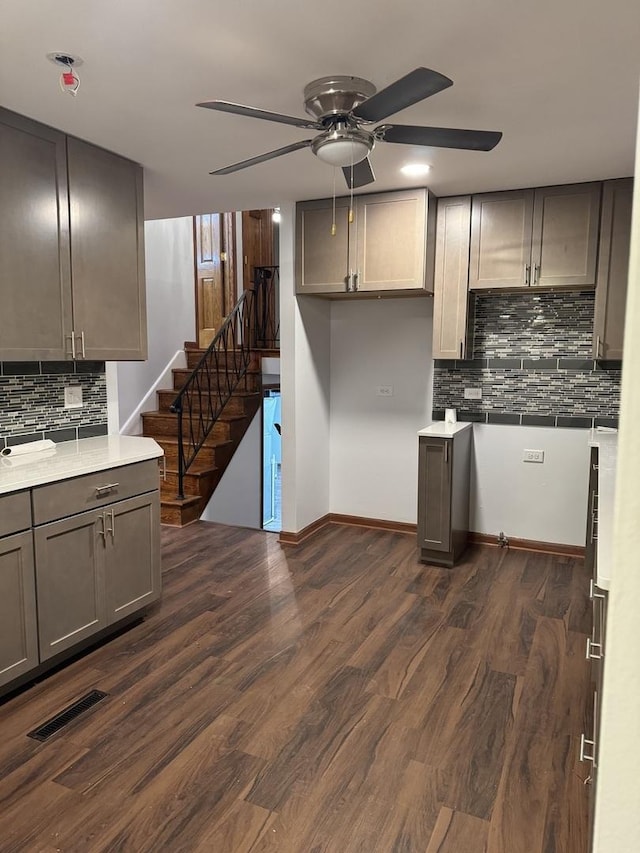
[588,428,618,591]
[418,422,473,438]
[0,435,163,495]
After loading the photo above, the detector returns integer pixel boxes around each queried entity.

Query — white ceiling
[1,0,639,220]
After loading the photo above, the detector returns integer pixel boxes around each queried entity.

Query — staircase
[141,342,263,526]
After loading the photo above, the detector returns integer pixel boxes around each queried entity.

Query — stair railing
[170,266,278,501]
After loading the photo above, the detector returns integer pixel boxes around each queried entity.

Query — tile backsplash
[0,361,108,448]
[433,291,621,428]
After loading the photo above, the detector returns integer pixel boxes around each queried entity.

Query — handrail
[169,265,279,500]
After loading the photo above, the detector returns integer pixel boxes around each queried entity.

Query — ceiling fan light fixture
[401,162,431,177]
[314,137,371,167]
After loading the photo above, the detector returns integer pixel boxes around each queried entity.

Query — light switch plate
[64,386,83,409]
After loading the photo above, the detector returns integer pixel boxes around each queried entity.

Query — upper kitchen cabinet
[0,107,147,362]
[432,196,472,359]
[296,188,435,297]
[0,109,72,361]
[469,182,601,291]
[593,178,633,361]
[67,137,146,361]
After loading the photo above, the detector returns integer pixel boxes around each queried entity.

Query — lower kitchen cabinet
[34,492,161,663]
[417,425,471,567]
[0,530,39,689]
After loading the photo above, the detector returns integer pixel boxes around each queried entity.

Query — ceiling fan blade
[197,100,322,130]
[210,140,314,175]
[353,68,453,123]
[380,124,502,151]
[342,157,376,189]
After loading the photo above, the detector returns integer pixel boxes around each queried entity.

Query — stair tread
[163,464,218,477]
[160,495,201,508]
[151,435,234,448]
[162,389,261,399]
[149,402,253,419]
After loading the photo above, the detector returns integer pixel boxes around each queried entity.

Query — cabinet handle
[79,331,86,358]
[580,732,596,765]
[586,637,603,661]
[459,341,464,360]
[95,482,120,496]
[532,264,540,286]
[524,264,530,286]
[354,271,359,291]
[444,442,449,463]
[66,332,76,360]
[596,335,603,358]
[589,579,606,600]
[159,456,167,481]
[98,512,106,543]
[105,508,115,539]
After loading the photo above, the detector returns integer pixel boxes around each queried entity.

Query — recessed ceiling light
[401,163,431,177]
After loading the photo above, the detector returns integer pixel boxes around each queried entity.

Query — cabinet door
[67,137,147,360]
[0,531,39,688]
[584,447,599,577]
[594,178,633,360]
[469,190,534,290]
[105,492,161,624]
[34,509,106,662]
[433,196,471,359]
[531,183,601,288]
[0,108,73,361]
[417,438,452,552]
[354,189,431,292]
[295,198,350,293]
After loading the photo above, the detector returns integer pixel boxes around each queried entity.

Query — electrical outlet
[523,449,544,463]
[464,387,482,400]
[64,386,83,409]
[376,385,393,397]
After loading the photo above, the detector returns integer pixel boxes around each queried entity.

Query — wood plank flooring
[0,521,592,852]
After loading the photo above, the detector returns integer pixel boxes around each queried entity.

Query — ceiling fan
[197,67,502,189]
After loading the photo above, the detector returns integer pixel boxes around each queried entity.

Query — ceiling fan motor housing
[303,76,377,121]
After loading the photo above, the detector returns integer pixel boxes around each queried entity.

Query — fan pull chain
[331,168,337,236]
[348,158,354,224]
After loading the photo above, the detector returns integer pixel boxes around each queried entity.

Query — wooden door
[354,189,430,292]
[0,108,73,361]
[0,531,39,688]
[34,508,106,662]
[594,178,633,359]
[67,137,147,360]
[469,189,534,290]
[433,196,471,359]
[105,492,161,624]
[242,209,274,291]
[531,183,601,288]
[417,438,452,552]
[194,212,236,346]
[295,198,350,294]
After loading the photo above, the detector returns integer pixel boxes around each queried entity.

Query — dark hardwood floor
[0,522,591,852]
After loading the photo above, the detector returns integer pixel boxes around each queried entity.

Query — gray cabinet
[0,492,39,688]
[417,427,471,567]
[469,183,601,291]
[432,196,472,359]
[0,106,147,362]
[593,178,634,361]
[296,188,435,296]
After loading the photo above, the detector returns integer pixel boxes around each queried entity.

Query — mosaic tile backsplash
[433,291,621,428]
[0,361,108,449]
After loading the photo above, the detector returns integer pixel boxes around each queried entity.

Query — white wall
[471,424,590,545]
[200,409,262,528]
[329,298,433,523]
[116,217,195,431]
[594,88,640,853]
[280,203,331,533]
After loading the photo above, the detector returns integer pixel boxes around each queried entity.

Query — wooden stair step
[160,464,220,499]
[142,409,251,442]
[152,437,235,468]
[184,350,258,371]
[160,495,201,527]
[171,368,261,392]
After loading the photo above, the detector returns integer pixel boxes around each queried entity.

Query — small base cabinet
[0,456,161,696]
[417,425,471,567]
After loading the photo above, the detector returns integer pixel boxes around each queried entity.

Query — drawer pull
[95,483,120,496]
[586,637,603,661]
[580,732,595,764]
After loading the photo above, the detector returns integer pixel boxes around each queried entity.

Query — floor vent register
[27,690,109,742]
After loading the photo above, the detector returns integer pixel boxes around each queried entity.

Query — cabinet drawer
[0,491,32,537]
[32,460,159,525]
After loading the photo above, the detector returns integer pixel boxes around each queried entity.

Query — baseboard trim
[279,513,416,546]
[279,514,331,546]
[120,349,186,436]
[469,532,585,558]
